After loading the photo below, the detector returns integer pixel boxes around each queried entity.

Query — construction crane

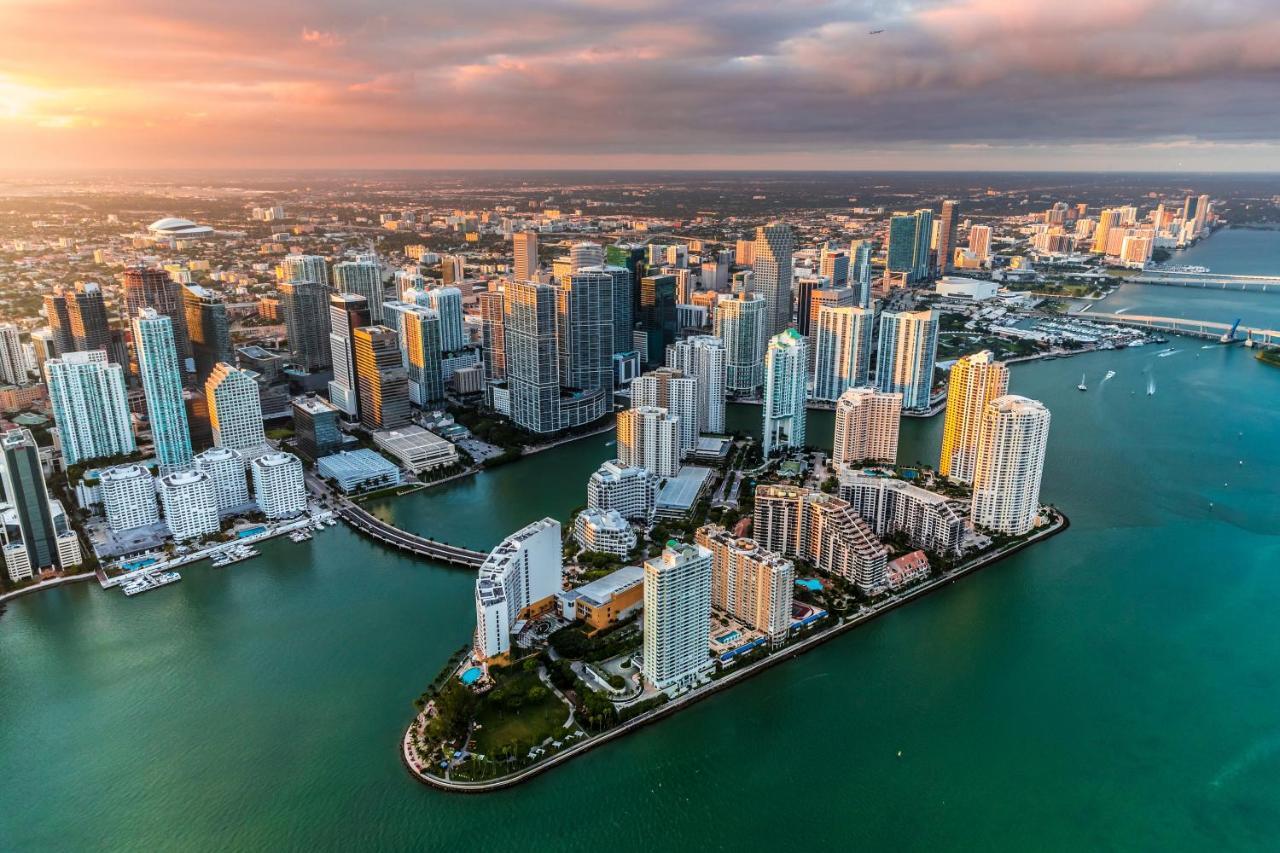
[1220,318,1242,344]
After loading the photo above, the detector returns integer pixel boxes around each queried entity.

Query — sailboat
[1077,373,1088,392]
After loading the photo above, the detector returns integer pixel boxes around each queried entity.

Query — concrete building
[1,498,80,582]
[555,565,644,630]
[292,395,343,460]
[316,448,401,493]
[66,282,114,361]
[696,524,794,645]
[474,518,563,660]
[558,271,616,398]
[762,329,807,456]
[573,508,636,558]
[971,395,1051,535]
[477,289,506,381]
[183,285,232,384]
[832,387,902,469]
[426,287,466,353]
[876,309,939,413]
[753,483,888,593]
[642,541,714,693]
[1,429,59,573]
[327,293,371,418]
[159,469,220,540]
[838,474,965,557]
[632,368,698,458]
[384,300,444,406]
[100,464,160,532]
[277,280,332,371]
[280,254,329,288]
[44,350,134,466]
[512,230,539,282]
[666,335,726,435]
[0,325,28,385]
[616,405,680,479]
[206,363,266,452]
[132,309,193,474]
[939,351,1009,484]
[249,451,307,519]
[936,200,958,276]
[586,460,659,523]
[123,266,192,375]
[194,447,249,514]
[372,425,458,473]
[714,292,766,394]
[935,276,998,301]
[811,306,873,402]
[333,261,385,324]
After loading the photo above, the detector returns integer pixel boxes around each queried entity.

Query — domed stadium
[146,217,215,239]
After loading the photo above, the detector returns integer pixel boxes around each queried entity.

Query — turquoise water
[236,526,266,539]
[796,578,824,592]
[2,343,1279,851]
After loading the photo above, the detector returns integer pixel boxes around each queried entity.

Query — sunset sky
[2,0,1279,172]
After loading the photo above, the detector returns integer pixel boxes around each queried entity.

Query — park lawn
[471,670,571,755]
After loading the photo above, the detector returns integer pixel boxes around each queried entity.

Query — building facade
[666,335,726,435]
[642,542,713,693]
[206,363,266,452]
[753,483,889,593]
[696,524,795,645]
[474,518,563,660]
[44,350,135,466]
[100,464,160,532]
[971,395,1051,535]
[194,447,249,513]
[811,306,873,402]
[762,329,807,456]
[132,309,193,474]
[250,452,307,519]
[876,309,939,412]
[586,460,659,523]
[616,405,680,479]
[939,350,1009,484]
[832,387,902,468]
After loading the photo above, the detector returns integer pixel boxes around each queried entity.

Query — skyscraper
[101,464,160,532]
[762,329,807,456]
[385,300,444,406]
[967,225,992,263]
[887,210,934,283]
[158,469,220,540]
[474,518,563,660]
[0,429,58,573]
[43,293,74,356]
[642,542,713,693]
[832,387,901,469]
[0,325,27,385]
[132,308,193,474]
[426,286,466,352]
[876,309,939,412]
[124,266,193,375]
[194,446,249,513]
[278,280,332,372]
[753,483,888,593]
[753,223,795,337]
[848,241,872,304]
[569,241,605,272]
[632,368,698,458]
[939,350,1009,484]
[1091,209,1118,254]
[505,280,561,434]
[183,285,232,385]
[936,200,957,276]
[67,282,113,358]
[43,350,135,466]
[819,245,850,288]
[513,231,539,282]
[696,524,794,645]
[638,273,678,366]
[794,274,828,337]
[666,335,726,435]
[327,293,372,418]
[616,405,680,478]
[353,326,411,430]
[206,363,266,452]
[477,289,506,380]
[280,254,329,288]
[971,395,1051,535]
[579,264,634,356]
[333,261,386,324]
[810,306,873,402]
[250,452,307,519]
[714,292,766,394]
[558,271,615,397]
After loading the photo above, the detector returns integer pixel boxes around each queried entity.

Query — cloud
[0,0,1278,169]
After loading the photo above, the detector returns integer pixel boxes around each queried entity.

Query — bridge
[1070,312,1280,347]
[336,501,487,567]
[1130,271,1280,292]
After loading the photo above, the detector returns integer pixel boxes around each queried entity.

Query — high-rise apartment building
[971,395,1051,535]
[887,210,934,283]
[280,254,329,288]
[124,266,193,374]
[474,518,562,659]
[426,286,466,352]
[512,231,539,282]
[631,368,698,458]
[642,542,713,693]
[1091,209,1118,254]
[132,309,193,474]
[811,306,873,402]
[832,387,901,468]
[936,200,957,276]
[848,240,873,307]
[569,241,605,272]
[616,405,680,478]
[762,329,807,456]
[100,464,160,532]
[0,325,27,386]
[579,265,634,357]
[558,271,615,396]
[753,223,795,337]
[876,309,939,412]
[44,350,134,466]
[696,524,794,645]
[352,325,411,430]
[384,301,444,407]
[714,292,766,394]
[158,469,220,540]
[66,282,113,358]
[194,447,249,513]
[819,245,850,288]
[753,483,888,593]
[586,460,659,523]
[967,225,992,263]
[665,335,726,435]
[250,452,307,519]
[939,350,1009,483]
[505,280,562,434]
[206,363,266,452]
[278,280,332,371]
[0,429,58,573]
[182,285,232,385]
[43,293,74,356]
[477,290,506,380]
[333,261,385,324]
[838,474,965,557]
[637,273,678,366]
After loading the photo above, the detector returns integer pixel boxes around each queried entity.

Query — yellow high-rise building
[939,350,1009,483]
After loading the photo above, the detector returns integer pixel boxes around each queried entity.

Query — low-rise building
[886,550,930,589]
[372,425,458,473]
[556,564,644,630]
[573,508,636,558]
[317,449,402,493]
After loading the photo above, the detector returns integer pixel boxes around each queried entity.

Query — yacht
[122,571,181,597]
[1077,373,1088,392]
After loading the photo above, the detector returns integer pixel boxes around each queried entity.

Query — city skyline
[2,1,1280,172]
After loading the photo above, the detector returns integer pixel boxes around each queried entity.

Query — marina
[120,571,182,597]
[210,544,261,568]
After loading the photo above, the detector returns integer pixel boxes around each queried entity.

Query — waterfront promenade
[404,511,1069,793]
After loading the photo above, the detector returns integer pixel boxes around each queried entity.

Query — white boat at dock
[122,571,182,597]
[210,544,261,568]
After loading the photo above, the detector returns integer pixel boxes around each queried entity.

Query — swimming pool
[459,667,483,685]
[236,526,266,539]
[795,578,823,592]
[120,557,158,572]
[715,630,741,645]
